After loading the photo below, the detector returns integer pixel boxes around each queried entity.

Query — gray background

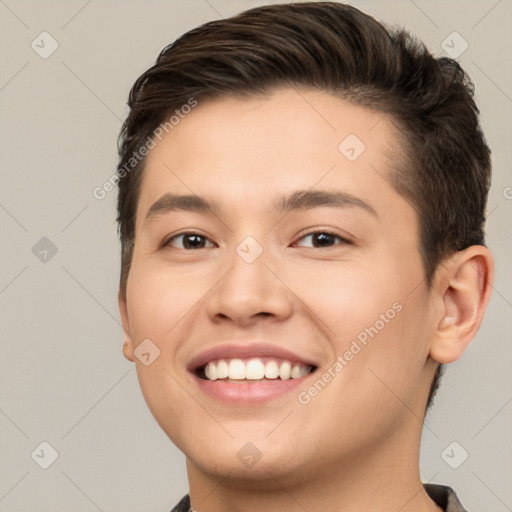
[0,0,511,510]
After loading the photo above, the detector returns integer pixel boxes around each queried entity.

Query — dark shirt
[170,483,468,511]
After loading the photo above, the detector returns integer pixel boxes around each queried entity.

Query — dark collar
[424,483,468,511]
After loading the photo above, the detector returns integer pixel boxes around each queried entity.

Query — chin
[185,432,314,481]
[189,449,302,485]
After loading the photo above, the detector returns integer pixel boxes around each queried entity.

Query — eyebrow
[146,194,218,221]
[144,189,378,222]
[274,190,378,217]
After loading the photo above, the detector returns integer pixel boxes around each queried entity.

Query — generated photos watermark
[297,301,403,405]
[93,97,198,200]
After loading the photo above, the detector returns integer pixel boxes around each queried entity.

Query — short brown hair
[116,2,491,410]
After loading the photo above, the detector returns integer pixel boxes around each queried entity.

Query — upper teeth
[203,358,312,381]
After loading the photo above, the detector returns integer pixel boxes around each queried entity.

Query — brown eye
[295,231,350,248]
[164,233,215,249]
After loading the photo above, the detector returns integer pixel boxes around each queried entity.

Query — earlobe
[118,290,135,362]
[429,246,494,364]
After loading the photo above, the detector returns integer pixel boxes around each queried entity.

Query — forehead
[136,87,410,225]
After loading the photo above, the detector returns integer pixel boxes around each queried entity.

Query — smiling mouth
[195,357,317,382]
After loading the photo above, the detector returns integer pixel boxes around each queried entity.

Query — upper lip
[187,343,319,372]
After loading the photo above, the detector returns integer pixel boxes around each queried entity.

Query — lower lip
[190,372,315,404]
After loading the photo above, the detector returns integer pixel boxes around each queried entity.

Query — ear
[429,246,494,364]
[118,289,135,362]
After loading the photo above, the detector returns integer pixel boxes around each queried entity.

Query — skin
[119,87,493,512]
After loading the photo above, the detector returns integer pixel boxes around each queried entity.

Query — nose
[206,246,293,327]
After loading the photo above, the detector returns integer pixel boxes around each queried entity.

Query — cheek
[126,257,204,343]
[287,256,429,394]
[283,258,404,346]
[125,261,203,438]
[328,290,432,420]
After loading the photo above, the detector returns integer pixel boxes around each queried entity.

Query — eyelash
[162,229,352,250]
[294,230,352,248]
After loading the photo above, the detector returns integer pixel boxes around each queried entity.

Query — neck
[185,418,442,512]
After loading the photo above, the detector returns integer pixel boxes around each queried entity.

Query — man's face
[120,88,438,482]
